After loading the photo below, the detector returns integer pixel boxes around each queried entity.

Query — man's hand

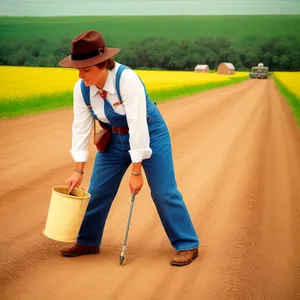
[67,172,83,194]
[129,174,143,195]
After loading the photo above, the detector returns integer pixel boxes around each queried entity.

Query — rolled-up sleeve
[120,70,152,163]
[69,80,93,162]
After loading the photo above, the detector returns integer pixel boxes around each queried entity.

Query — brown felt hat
[59,30,121,69]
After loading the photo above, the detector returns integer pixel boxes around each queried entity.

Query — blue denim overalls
[77,64,199,251]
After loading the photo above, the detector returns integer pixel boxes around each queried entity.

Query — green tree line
[0,35,299,71]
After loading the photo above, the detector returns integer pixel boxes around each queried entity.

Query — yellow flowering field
[135,70,249,92]
[273,72,300,126]
[273,72,300,98]
[0,66,248,101]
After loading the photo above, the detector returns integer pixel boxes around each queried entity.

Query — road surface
[0,79,299,300]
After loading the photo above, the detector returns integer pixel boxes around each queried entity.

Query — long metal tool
[120,192,136,265]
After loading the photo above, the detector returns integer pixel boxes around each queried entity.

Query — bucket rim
[52,186,91,200]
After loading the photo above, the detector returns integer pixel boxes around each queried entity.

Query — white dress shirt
[70,62,153,163]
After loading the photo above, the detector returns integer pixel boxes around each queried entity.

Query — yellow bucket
[43,186,91,242]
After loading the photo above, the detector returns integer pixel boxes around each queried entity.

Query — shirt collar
[90,69,115,97]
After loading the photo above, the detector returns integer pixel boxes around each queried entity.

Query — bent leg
[77,151,130,247]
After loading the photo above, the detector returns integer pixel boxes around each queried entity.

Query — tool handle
[130,192,135,203]
[122,192,135,245]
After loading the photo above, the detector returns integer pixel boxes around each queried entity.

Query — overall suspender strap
[115,64,128,101]
[80,80,98,120]
[80,80,91,106]
[116,64,157,107]
[80,73,128,134]
[80,64,128,114]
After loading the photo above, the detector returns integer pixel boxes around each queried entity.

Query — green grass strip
[0,91,73,119]
[273,75,300,126]
[0,76,248,119]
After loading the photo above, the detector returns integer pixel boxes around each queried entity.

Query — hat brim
[58,48,121,68]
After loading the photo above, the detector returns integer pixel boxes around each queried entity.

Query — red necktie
[98,90,107,99]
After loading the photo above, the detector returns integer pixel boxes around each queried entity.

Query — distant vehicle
[249,65,269,79]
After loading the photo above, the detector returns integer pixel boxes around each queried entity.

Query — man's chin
[83,81,92,87]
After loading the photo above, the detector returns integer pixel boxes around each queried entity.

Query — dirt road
[0,79,300,300]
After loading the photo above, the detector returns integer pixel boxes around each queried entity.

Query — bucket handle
[68,187,86,206]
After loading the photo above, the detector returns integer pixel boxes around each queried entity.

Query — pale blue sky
[1,0,300,16]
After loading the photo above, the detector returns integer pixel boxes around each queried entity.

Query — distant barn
[194,64,210,73]
[217,62,235,75]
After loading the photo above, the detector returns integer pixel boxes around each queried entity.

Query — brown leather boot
[170,248,198,266]
[60,243,100,257]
